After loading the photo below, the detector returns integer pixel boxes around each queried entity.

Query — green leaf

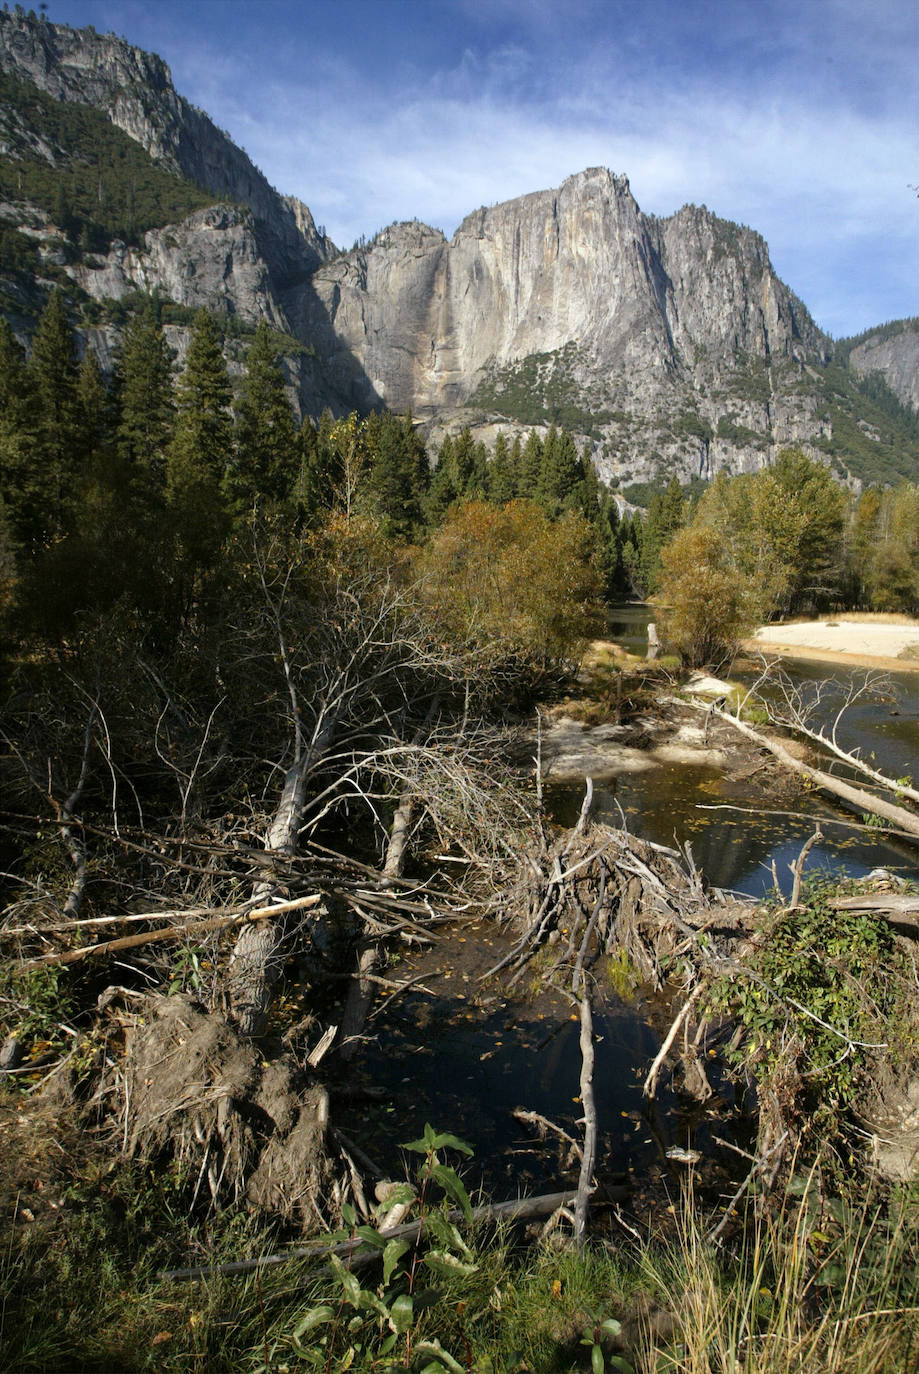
[430,1163,474,1222]
[388,1293,414,1335]
[422,1249,478,1278]
[415,1338,466,1373]
[329,1253,361,1307]
[607,1358,636,1373]
[592,1343,605,1374]
[373,1183,416,1212]
[341,1201,357,1227]
[427,1131,474,1156]
[354,1224,386,1249]
[382,1236,410,1287]
[356,1289,389,1320]
[292,1304,335,1340]
[601,1318,624,1338]
[424,1211,473,1258]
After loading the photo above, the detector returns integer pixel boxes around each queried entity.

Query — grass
[4,1104,919,1374]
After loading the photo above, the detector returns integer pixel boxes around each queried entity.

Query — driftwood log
[161,1188,579,1281]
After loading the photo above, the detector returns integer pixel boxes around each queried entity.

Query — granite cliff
[0,9,333,334]
[845,320,919,413]
[306,170,834,481]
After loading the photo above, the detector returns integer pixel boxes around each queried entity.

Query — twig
[573,989,597,1246]
[20,895,322,971]
[643,985,705,1099]
[786,826,822,912]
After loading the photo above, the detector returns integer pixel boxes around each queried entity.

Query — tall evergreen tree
[228,321,299,518]
[538,426,584,513]
[640,475,685,591]
[116,304,175,507]
[25,288,79,543]
[518,430,543,498]
[367,410,429,539]
[0,316,35,548]
[74,349,111,473]
[425,434,459,526]
[166,309,233,573]
[488,431,516,505]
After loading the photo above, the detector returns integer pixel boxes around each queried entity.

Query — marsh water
[340,610,919,1197]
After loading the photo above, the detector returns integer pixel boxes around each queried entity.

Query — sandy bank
[743,617,919,673]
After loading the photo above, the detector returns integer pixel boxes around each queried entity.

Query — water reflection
[338,984,737,1197]
[594,607,919,895]
[547,762,919,898]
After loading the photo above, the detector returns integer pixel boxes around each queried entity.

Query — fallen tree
[676,695,919,842]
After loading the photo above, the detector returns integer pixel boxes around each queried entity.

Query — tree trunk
[229,717,336,1036]
[693,702,919,842]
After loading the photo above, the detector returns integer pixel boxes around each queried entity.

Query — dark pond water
[338,614,918,1199]
[337,944,748,1200]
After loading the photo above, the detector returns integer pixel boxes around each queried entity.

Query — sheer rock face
[71,205,288,328]
[308,171,827,407]
[849,327,919,413]
[305,169,830,478]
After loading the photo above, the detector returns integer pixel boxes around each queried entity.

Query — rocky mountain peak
[0,8,332,267]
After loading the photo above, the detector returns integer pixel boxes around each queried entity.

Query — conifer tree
[425,434,459,525]
[488,431,516,505]
[26,288,79,543]
[367,410,428,539]
[74,349,111,473]
[0,316,35,548]
[538,425,584,514]
[166,309,233,573]
[116,304,175,505]
[517,430,543,498]
[228,321,298,518]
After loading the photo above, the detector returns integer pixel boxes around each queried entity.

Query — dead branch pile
[486,812,752,996]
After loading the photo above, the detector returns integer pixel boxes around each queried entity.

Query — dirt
[124,994,334,1228]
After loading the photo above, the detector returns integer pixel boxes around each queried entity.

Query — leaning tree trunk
[699,703,919,841]
[228,717,336,1036]
[337,788,415,1060]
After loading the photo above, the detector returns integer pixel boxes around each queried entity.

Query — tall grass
[637,1177,919,1374]
[3,1156,918,1372]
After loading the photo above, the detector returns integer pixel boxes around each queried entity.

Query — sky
[40,0,919,339]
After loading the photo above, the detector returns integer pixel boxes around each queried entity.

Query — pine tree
[228,321,299,518]
[26,288,79,543]
[488,431,516,505]
[166,309,233,573]
[0,316,35,548]
[538,426,584,514]
[518,430,543,498]
[367,410,428,539]
[74,349,111,473]
[116,304,175,505]
[425,434,459,525]
[640,475,685,591]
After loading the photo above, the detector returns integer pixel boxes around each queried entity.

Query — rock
[0,1036,23,1071]
[849,325,919,412]
[305,167,828,482]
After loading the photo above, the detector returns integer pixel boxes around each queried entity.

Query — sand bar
[742,618,919,673]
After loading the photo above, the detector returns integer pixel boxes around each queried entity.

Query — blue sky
[42,0,919,338]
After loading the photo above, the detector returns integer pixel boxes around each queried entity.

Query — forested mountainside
[1,8,918,487]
